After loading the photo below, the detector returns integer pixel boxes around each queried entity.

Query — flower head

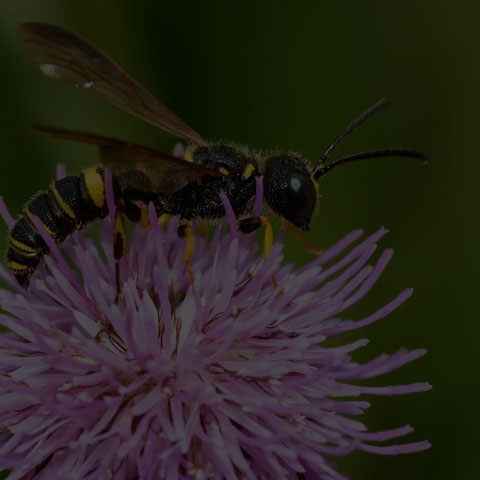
[0,170,430,479]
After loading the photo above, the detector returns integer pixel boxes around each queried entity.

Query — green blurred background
[0,1,475,479]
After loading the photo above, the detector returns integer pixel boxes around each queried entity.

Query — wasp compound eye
[263,155,317,231]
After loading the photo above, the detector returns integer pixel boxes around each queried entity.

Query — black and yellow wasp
[7,22,425,290]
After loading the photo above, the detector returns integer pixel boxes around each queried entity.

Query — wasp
[7,22,426,291]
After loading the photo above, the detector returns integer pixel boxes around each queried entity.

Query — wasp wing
[19,22,207,147]
[34,126,220,193]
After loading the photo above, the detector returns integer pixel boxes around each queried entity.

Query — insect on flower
[0,191,432,479]
[8,22,426,292]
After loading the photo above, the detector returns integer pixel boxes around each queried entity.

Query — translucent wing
[19,22,207,147]
[33,126,220,193]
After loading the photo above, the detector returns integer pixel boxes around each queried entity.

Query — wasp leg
[238,216,262,234]
[113,209,127,303]
[138,204,151,229]
[285,222,324,255]
[238,216,273,258]
[239,216,277,288]
[197,221,209,239]
[158,213,172,228]
[177,223,195,285]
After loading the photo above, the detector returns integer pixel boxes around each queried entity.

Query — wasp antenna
[313,148,427,180]
[313,98,391,176]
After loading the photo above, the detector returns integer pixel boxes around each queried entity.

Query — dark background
[0,1,476,479]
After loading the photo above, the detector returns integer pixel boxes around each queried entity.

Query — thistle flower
[0,170,430,480]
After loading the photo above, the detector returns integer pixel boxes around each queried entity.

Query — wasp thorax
[263,155,317,231]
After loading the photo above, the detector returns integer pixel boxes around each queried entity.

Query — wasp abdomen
[7,167,108,288]
[27,192,73,242]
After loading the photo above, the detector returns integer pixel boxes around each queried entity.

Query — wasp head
[263,155,317,231]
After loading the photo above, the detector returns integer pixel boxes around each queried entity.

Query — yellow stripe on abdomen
[51,182,76,219]
[7,260,29,271]
[24,205,55,235]
[8,234,39,254]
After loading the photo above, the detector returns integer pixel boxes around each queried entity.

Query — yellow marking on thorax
[219,167,229,176]
[25,205,55,235]
[184,151,194,163]
[243,163,255,179]
[51,183,76,219]
[9,235,38,254]
[7,260,29,271]
[83,168,105,209]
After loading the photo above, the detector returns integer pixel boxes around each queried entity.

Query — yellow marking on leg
[183,225,195,284]
[197,221,209,238]
[243,163,256,179]
[158,213,172,227]
[9,235,38,254]
[113,211,127,260]
[183,226,195,263]
[140,204,151,229]
[260,216,273,258]
[25,205,55,235]
[83,167,105,208]
[7,260,29,271]
[51,182,76,219]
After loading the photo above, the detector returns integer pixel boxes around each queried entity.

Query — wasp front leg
[239,215,278,288]
[177,223,195,285]
[238,216,273,258]
[284,222,325,256]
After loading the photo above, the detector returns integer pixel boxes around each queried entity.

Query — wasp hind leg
[112,201,144,302]
[177,223,195,285]
[113,209,128,303]
[152,213,194,284]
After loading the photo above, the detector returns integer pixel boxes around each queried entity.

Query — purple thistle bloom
[0,169,430,479]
